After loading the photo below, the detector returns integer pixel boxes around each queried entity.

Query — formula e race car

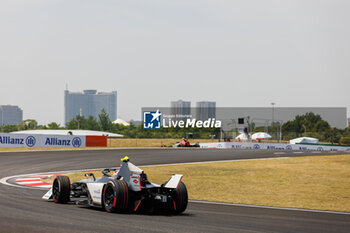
[42,156,188,214]
[172,141,200,147]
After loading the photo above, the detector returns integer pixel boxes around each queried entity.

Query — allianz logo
[267,145,285,150]
[0,136,24,145]
[45,137,82,147]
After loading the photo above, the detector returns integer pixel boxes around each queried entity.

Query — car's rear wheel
[102,180,129,213]
[172,182,188,214]
[52,176,71,203]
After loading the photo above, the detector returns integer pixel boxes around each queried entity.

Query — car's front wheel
[52,176,71,204]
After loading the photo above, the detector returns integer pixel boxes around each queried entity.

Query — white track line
[15,181,43,185]
[37,185,52,188]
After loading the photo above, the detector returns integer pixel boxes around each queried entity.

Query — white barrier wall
[200,142,350,152]
[0,133,86,148]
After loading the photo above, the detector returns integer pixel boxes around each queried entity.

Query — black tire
[102,180,129,213]
[52,176,71,203]
[172,182,188,214]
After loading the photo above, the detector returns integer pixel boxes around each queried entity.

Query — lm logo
[143,110,161,129]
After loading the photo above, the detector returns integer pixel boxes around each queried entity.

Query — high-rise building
[64,89,117,124]
[196,101,216,121]
[170,100,191,121]
[0,105,23,126]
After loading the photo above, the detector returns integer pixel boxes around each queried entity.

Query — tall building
[196,101,216,121]
[64,89,117,124]
[0,105,23,126]
[170,100,191,121]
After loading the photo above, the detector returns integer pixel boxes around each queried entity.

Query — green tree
[66,115,101,131]
[67,116,85,129]
[340,137,350,145]
[18,119,38,131]
[282,112,331,141]
[66,118,78,129]
[98,109,112,131]
[76,115,88,129]
[86,116,100,131]
[0,125,18,133]
[47,122,61,129]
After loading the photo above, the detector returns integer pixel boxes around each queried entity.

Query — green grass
[143,154,350,212]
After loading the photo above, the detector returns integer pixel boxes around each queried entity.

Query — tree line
[253,112,350,144]
[0,110,349,144]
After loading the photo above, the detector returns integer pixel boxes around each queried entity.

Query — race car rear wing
[119,158,183,189]
[163,174,183,189]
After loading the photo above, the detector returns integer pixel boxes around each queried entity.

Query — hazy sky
[0,0,349,125]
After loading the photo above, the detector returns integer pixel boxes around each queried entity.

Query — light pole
[78,108,83,130]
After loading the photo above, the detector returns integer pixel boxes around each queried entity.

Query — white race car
[43,156,188,214]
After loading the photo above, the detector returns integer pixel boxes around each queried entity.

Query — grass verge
[42,154,350,212]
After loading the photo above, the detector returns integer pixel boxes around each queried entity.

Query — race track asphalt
[0,148,349,233]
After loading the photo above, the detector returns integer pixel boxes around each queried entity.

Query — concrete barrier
[200,142,350,152]
[0,133,86,148]
[86,135,107,147]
